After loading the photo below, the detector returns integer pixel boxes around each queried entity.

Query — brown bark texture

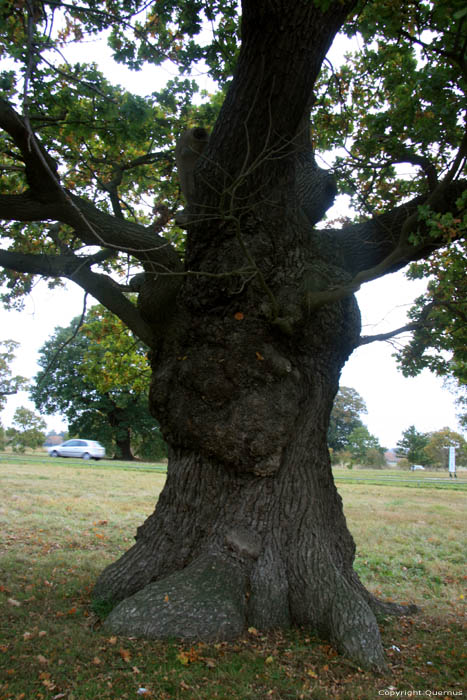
[90,1,427,672]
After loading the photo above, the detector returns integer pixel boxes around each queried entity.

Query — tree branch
[0,249,155,346]
[306,178,466,312]
[358,322,420,347]
[325,180,466,277]
[0,98,182,271]
[0,97,60,194]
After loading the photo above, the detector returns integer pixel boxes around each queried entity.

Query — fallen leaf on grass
[7,597,21,607]
[107,636,118,645]
[42,678,56,690]
[177,648,200,665]
[119,647,131,662]
[37,654,48,664]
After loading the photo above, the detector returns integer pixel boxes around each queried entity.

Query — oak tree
[327,385,367,452]
[0,0,466,670]
[30,306,165,460]
[5,405,46,452]
[396,425,430,465]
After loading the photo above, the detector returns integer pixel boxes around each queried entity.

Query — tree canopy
[30,305,166,460]
[6,405,46,452]
[0,0,465,332]
[396,424,430,465]
[327,386,367,452]
[424,427,467,468]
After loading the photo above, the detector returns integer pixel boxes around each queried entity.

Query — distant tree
[6,407,46,453]
[328,387,367,452]
[424,428,467,469]
[0,340,28,411]
[0,423,5,451]
[396,425,430,465]
[30,307,166,460]
[348,426,386,466]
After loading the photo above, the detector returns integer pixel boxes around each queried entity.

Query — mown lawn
[0,457,465,699]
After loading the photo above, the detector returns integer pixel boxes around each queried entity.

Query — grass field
[0,456,465,699]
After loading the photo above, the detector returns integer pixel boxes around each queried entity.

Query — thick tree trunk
[92,1,412,665]
[113,433,134,461]
[93,229,408,670]
[107,405,134,460]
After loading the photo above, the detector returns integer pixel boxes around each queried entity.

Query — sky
[0,17,464,449]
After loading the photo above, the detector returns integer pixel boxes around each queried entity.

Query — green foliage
[0,0,464,360]
[347,426,386,466]
[5,406,46,453]
[0,340,28,411]
[328,386,367,451]
[396,425,430,465]
[0,1,228,307]
[396,233,467,390]
[313,0,467,215]
[30,305,167,460]
[0,422,5,450]
[329,388,387,466]
[424,428,467,469]
[311,0,466,388]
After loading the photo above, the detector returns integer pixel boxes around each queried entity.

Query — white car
[47,439,105,460]
[411,464,425,471]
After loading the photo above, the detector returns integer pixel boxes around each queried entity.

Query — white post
[448,446,456,478]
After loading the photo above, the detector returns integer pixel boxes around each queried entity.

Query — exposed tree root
[349,571,419,620]
[103,554,248,642]
[288,547,388,671]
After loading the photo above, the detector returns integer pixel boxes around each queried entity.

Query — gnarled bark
[93,252,406,670]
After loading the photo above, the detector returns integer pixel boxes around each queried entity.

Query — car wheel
[50,451,59,458]
[82,452,91,460]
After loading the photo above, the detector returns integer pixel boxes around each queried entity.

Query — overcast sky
[0,25,463,449]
